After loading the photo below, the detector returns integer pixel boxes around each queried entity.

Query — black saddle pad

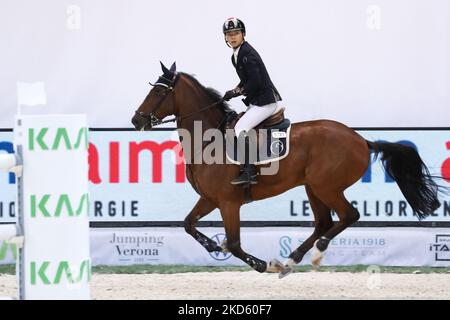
[226,119,291,165]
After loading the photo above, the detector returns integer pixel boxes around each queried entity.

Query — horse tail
[366,140,441,220]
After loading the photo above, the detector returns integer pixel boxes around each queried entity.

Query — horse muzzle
[131,112,152,131]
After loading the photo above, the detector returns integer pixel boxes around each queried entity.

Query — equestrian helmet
[223,17,246,35]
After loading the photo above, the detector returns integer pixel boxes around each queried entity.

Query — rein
[160,99,225,125]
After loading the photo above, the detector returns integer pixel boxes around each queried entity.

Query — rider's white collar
[233,45,241,64]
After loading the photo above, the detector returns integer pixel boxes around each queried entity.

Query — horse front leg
[219,202,267,273]
[184,197,223,253]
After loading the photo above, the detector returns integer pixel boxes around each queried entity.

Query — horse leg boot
[227,241,267,273]
[231,133,257,186]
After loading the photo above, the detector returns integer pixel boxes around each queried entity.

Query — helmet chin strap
[225,36,232,48]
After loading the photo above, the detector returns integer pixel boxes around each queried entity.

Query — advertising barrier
[3,227,447,267]
[87,227,449,267]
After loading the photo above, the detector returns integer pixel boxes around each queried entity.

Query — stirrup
[230,171,257,185]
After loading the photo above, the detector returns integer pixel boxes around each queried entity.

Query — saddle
[225,104,291,165]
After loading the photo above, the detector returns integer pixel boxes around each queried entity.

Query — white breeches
[234,102,278,137]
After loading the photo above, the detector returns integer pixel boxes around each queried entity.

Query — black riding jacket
[232,41,282,106]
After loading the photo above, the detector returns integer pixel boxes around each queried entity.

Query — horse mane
[178,72,234,114]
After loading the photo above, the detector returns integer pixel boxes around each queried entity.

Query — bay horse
[132,62,442,277]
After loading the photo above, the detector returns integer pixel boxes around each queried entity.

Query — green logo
[30,259,91,285]
[0,241,17,260]
[28,127,88,151]
[30,193,89,217]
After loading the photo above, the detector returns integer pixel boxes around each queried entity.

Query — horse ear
[160,61,170,75]
[169,62,177,73]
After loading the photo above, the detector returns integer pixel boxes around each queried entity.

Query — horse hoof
[266,259,284,273]
[278,266,293,279]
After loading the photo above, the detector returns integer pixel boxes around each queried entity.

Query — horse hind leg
[310,190,360,267]
[278,185,334,278]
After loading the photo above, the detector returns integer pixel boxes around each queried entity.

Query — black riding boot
[231,135,257,186]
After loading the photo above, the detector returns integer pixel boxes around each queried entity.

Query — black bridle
[135,75,226,128]
[134,76,177,127]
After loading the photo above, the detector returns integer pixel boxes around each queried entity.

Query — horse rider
[222,17,282,186]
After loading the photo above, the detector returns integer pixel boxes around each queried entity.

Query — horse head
[132,61,179,131]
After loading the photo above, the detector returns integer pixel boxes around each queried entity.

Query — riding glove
[223,88,242,101]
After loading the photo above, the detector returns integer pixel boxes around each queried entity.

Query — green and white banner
[17,114,91,300]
